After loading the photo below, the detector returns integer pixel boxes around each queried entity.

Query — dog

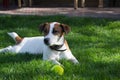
[0,22,79,65]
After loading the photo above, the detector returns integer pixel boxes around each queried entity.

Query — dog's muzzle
[44,37,66,52]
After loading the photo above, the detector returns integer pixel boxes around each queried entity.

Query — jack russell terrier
[0,22,79,65]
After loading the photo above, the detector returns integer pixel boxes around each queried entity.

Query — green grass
[0,15,120,80]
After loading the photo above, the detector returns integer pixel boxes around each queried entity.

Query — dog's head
[39,22,70,46]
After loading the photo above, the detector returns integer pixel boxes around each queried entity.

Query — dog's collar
[50,44,67,52]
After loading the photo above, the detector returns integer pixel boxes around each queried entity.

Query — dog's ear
[60,24,71,34]
[39,22,48,33]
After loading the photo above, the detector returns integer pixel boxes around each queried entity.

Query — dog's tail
[8,32,23,44]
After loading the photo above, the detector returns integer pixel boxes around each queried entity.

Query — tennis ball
[51,65,64,75]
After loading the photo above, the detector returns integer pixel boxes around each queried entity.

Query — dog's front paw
[69,59,79,64]
[51,59,62,65]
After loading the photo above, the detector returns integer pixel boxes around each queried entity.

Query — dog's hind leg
[8,32,23,44]
[0,46,12,53]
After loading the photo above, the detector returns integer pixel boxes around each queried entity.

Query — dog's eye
[53,30,59,34]
[44,30,47,33]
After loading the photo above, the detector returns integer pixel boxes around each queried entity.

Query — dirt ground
[0,7,120,19]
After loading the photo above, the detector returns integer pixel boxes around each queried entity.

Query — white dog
[0,22,79,65]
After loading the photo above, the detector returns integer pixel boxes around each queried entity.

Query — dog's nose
[44,38,50,45]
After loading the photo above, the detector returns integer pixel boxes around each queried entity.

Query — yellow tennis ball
[51,65,64,75]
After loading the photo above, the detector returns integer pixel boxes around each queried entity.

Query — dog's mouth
[44,38,63,46]
[44,41,67,52]
[50,45,63,50]
[49,44,67,51]
[44,41,63,50]
[44,37,66,51]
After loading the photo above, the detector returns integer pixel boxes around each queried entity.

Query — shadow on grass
[0,53,42,64]
[0,66,53,80]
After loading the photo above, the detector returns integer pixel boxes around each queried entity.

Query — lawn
[0,15,120,80]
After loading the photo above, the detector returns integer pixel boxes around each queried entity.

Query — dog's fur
[0,22,79,65]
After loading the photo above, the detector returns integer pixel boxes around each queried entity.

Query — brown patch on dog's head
[60,24,71,34]
[52,23,64,37]
[39,22,50,36]
[39,22,71,36]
